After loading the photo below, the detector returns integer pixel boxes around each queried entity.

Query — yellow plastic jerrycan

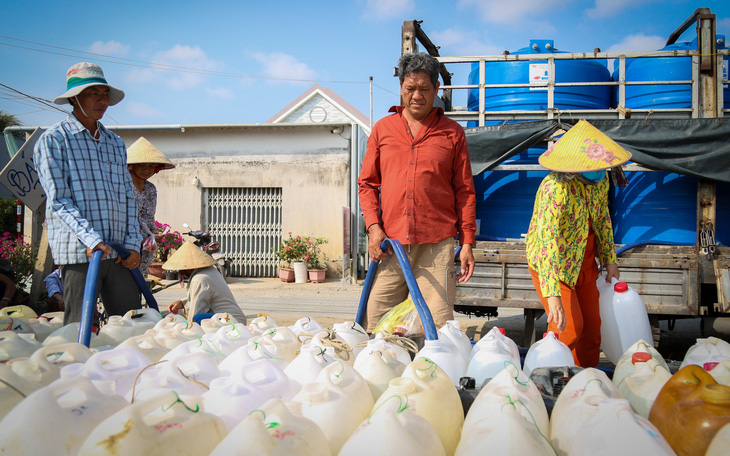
[649,364,730,456]
[0,305,37,321]
[374,357,464,456]
[78,391,226,455]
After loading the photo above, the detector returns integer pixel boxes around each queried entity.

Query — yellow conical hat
[127,137,175,169]
[162,241,216,271]
[539,120,631,172]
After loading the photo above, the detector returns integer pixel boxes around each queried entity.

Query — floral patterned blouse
[525,172,617,297]
[133,181,157,276]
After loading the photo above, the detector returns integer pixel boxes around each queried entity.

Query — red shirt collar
[388,106,445,117]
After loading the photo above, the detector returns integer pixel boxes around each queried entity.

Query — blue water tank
[612,36,729,109]
[467,39,611,127]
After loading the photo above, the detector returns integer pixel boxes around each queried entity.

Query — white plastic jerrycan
[0,363,41,420]
[247,314,279,336]
[126,351,221,402]
[456,391,556,456]
[79,391,227,456]
[680,336,730,369]
[597,275,654,365]
[0,317,34,336]
[331,321,370,358]
[466,338,521,387]
[707,422,730,456]
[613,339,668,386]
[42,322,106,348]
[293,374,372,455]
[256,326,302,363]
[567,398,676,456]
[439,320,473,364]
[201,312,241,333]
[59,346,152,397]
[97,308,161,345]
[309,329,358,366]
[27,313,64,343]
[339,394,446,456]
[21,342,94,386]
[203,358,296,432]
[315,360,374,420]
[354,332,413,369]
[616,356,672,418]
[0,376,127,456]
[116,332,170,362]
[0,330,42,361]
[465,363,549,438]
[523,331,575,377]
[210,398,333,456]
[707,359,730,385]
[375,357,464,456]
[288,316,323,342]
[471,326,521,363]
[0,305,37,321]
[226,337,292,373]
[150,318,206,349]
[354,346,407,402]
[414,338,468,386]
[550,368,623,456]
[284,343,337,391]
[162,323,254,364]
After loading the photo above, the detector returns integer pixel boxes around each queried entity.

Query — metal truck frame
[399,8,730,347]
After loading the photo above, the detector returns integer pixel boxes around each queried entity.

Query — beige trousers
[366,237,456,332]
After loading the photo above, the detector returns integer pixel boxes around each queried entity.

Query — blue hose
[109,243,159,311]
[355,238,438,341]
[79,250,103,347]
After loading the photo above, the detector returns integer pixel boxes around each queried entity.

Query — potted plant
[151,222,184,279]
[306,237,328,283]
[273,233,309,282]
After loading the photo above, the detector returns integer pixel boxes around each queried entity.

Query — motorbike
[181,223,232,281]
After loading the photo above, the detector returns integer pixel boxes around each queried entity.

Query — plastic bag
[142,235,157,252]
[373,298,421,336]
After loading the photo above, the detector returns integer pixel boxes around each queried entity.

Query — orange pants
[529,229,601,367]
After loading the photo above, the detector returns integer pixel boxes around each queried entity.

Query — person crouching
[164,241,246,324]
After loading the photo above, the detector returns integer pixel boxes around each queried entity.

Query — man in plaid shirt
[35,62,143,325]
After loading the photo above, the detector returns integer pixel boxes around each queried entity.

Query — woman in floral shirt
[526,120,630,367]
[127,137,175,277]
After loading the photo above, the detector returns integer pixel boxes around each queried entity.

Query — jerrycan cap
[543,331,558,340]
[704,362,719,371]
[614,282,629,293]
[497,328,506,335]
[632,352,652,364]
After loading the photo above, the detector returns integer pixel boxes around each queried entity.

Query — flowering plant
[273,233,309,268]
[0,232,37,289]
[305,237,328,270]
[153,221,184,262]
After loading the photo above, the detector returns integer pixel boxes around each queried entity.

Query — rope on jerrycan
[355,238,438,341]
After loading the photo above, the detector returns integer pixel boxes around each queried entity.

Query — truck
[399,7,730,347]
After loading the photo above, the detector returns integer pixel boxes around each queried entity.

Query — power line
[0,83,67,114]
[0,35,371,85]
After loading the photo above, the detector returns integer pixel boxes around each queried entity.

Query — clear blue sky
[1,0,728,129]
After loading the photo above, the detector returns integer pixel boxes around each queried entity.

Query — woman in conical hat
[526,119,630,368]
[163,241,246,324]
[127,137,175,277]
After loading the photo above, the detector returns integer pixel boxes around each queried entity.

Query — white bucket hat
[53,62,125,106]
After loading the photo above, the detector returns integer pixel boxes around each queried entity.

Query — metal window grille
[204,187,282,277]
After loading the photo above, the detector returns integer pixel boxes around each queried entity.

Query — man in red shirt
[358,52,477,332]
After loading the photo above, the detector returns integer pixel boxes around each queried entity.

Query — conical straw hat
[162,241,216,271]
[127,137,175,169]
[539,119,631,173]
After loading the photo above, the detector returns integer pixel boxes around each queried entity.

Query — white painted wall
[114,123,353,270]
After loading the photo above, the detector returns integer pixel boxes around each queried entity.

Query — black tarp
[465,118,730,183]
